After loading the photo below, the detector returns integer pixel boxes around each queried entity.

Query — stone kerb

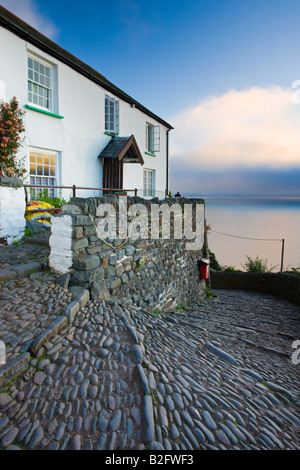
[49,195,207,311]
[0,177,26,244]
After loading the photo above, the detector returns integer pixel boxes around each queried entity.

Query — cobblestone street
[0,239,299,451]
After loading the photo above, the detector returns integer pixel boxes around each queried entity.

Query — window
[28,55,52,110]
[29,149,57,199]
[143,169,156,198]
[145,123,160,154]
[105,95,119,134]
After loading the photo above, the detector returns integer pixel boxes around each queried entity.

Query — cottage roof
[0,6,173,131]
[98,135,144,165]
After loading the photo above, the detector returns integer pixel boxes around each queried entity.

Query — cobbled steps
[0,282,299,450]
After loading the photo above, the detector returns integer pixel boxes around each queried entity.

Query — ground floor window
[29,149,57,199]
[143,168,155,198]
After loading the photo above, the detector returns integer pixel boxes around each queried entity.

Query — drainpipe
[166,129,170,198]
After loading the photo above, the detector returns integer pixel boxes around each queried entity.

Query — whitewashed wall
[0,27,169,201]
[0,180,25,244]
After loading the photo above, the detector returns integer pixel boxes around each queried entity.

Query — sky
[1,0,300,196]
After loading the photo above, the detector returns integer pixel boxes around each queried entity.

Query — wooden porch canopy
[98,135,144,164]
[98,135,144,190]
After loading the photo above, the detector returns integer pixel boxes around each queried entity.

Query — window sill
[104,131,119,137]
[145,151,156,157]
[25,105,64,119]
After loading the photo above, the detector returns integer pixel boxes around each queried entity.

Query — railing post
[72,185,76,197]
[135,188,137,196]
[280,238,285,272]
[110,187,113,194]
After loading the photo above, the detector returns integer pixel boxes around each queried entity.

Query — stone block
[29,316,68,355]
[124,261,132,272]
[105,266,115,279]
[25,219,43,234]
[13,262,42,279]
[92,268,105,282]
[0,177,23,187]
[115,264,124,277]
[125,245,135,256]
[71,271,94,284]
[65,301,80,323]
[110,279,121,289]
[83,226,96,236]
[72,226,83,239]
[90,280,111,301]
[57,273,71,289]
[73,255,100,271]
[109,254,118,265]
[0,270,17,281]
[86,245,102,255]
[117,249,125,260]
[72,238,88,250]
[73,288,90,308]
[71,215,93,226]
[61,204,84,214]
[0,353,30,388]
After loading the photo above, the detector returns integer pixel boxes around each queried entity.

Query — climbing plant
[0,96,26,179]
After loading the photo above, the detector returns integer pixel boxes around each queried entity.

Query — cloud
[0,0,59,39]
[170,164,300,197]
[169,86,300,170]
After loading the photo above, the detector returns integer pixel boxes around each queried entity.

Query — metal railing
[23,184,168,202]
[23,184,141,204]
[24,184,138,197]
[135,189,167,200]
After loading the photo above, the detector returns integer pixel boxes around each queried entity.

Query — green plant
[32,188,69,207]
[135,260,144,269]
[205,286,214,300]
[0,96,26,179]
[175,302,187,311]
[209,250,222,271]
[242,255,274,273]
[152,308,161,315]
[24,228,34,237]
[284,266,300,276]
[223,265,236,272]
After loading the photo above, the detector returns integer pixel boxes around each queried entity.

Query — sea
[189,196,300,272]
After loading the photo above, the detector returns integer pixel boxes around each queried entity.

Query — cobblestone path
[0,270,299,450]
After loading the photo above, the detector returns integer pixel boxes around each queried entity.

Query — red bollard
[199,258,209,280]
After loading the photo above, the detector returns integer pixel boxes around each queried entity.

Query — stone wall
[210,270,300,305]
[0,177,25,244]
[49,195,208,311]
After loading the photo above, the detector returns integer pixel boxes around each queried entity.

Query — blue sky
[1,0,300,196]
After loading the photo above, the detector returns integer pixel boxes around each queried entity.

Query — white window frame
[145,122,160,154]
[105,95,119,135]
[27,54,54,112]
[143,168,156,198]
[29,148,58,199]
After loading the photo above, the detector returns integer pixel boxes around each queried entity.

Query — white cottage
[0,6,173,201]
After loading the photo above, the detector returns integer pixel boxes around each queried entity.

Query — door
[103,158,123,192]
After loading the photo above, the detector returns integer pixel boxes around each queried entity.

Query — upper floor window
[27,55,52,110]
[105,95,119,134]
[145,122,160,154]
